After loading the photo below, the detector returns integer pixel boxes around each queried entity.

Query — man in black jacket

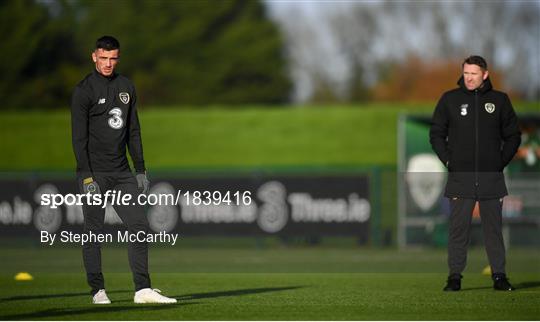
[430,55,521,291]
[71,36,176,304]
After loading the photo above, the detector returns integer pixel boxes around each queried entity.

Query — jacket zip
[474,90,479,189]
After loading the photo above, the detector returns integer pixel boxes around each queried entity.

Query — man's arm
[500,94,521,168]
[127,88,146,174]
[429,94,450,167]
[71,86,93,179]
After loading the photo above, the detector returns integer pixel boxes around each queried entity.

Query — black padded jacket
[429,77,521,199]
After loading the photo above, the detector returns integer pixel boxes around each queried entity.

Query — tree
[267,1,540,103]
[0,0,79,108]
[0,0,291,109]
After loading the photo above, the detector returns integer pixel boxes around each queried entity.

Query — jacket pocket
[493,143,504,171]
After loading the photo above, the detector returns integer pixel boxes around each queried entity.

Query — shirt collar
[93,68,117,84]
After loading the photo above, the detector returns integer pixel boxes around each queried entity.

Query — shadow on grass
[0,290,131,302]
[461,280,540,291]
[514,281,540,290]
[460,286,492,291]
[113,285,307,304]
[177,285,306,300]
[0,302,194,320]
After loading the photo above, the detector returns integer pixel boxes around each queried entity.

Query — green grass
[0,244,539,320]
[1,272,539,320]
[1,103,536,171]
[0,105,399,170]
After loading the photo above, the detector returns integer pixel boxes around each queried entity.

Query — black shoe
[493,274,515,291]
[443,274,462,291]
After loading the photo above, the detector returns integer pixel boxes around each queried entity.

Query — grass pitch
[0,244,539,320]
[1,103,537,170]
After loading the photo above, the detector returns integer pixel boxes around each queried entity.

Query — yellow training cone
[14,272,33,281]
[482,265,492,275]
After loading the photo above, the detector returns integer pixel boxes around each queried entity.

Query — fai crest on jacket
[485,103,495,113]
[119,92,130,105]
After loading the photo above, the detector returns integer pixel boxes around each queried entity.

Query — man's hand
[83,177,101,195]
[136,173,150,195]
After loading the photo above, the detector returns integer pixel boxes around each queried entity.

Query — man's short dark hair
[462,55,488,70]
[96,36,120,51]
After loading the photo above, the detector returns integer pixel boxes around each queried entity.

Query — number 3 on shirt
[108,108,124,129]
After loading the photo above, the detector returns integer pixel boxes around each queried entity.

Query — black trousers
[78,173,151,295]
[448,198,506,276]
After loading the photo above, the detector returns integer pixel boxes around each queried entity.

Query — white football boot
[134,288,177,304]
[92,289,111,304]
